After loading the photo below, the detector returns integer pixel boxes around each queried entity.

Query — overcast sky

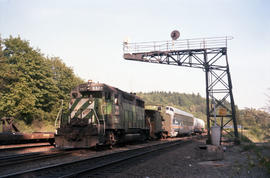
[1,0,269,109]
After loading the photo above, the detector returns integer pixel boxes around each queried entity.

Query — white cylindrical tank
[211,126,221,146]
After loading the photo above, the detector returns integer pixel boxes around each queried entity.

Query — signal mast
[123,31,239,144]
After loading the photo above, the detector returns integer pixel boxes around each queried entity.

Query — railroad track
[0,143,53,151]
[0,151,71,168]
[1,136,199,178]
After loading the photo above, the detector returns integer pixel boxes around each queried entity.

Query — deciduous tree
[0,36,83,125]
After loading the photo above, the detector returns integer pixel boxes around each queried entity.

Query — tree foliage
[267,88,270,113]
[137,91,207,120]
[0,36,83,125]
[138,91,270,141]
[238,108,270,141]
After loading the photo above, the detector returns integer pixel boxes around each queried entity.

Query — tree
[0,36,5,89]
[0,36,58,122]
[267,88,270,113]
[0,36,83,125]
[48,57,83,111]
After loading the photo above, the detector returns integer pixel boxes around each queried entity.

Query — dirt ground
[111,138,270,178]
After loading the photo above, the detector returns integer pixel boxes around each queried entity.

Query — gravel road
[108,138,269,178]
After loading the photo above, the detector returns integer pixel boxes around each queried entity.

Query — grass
[11,119,56,133]
[222,129,270,174]
[259,154,270,174]
[244,144,270,174]
[236,131,270,174]
[237,127,270,143]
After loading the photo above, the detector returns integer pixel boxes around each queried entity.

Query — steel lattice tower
[123,37,239,143]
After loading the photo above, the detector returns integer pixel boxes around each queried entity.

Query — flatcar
[55,81,148,149]
[0,132,55,145]
[193,118,205,134]
[0,117,54,145]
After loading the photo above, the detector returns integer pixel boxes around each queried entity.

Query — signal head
[171,30,180,40]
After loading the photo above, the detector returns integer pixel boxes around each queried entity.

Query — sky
[0,0,269,109]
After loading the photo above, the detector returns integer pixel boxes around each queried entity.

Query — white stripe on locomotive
[70,98,89,119]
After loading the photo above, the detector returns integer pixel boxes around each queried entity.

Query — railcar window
[173,119,179,125]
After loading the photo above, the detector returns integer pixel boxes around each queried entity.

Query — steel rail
[61,138,192,178]
[0,152,41,160]
[0,151,71,168]
[0,143,52,152]
[1,136,199,178]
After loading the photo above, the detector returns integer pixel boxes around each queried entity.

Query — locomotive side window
[72,93,78,98]
[136,99,144,108]
[114,94,119,105]
[105,92,111,101]
[82,91,102,98]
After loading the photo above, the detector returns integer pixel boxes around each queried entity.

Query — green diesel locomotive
[55,81,148,149]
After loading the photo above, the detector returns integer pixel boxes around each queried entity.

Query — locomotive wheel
[107,131,116,148]
[49,139,55,146]
[161,133,166,139]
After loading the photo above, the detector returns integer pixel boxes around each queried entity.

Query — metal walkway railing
[123,36,233,54]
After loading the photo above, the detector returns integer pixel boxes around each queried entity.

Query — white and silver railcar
[193,118,205,134]
[165,106,194,137]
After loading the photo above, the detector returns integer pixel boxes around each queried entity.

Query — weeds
[241,142,270,174]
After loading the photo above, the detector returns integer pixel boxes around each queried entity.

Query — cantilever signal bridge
[123,36,239,144]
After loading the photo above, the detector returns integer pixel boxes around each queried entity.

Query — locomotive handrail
[100,104,106,136]
[55,100,63,129]
[123,36,233,54]
[92,108,101,135]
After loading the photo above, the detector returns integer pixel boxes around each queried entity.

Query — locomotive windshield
[81,91,103,98]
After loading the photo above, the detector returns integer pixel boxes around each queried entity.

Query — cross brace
[124,46,239,144]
